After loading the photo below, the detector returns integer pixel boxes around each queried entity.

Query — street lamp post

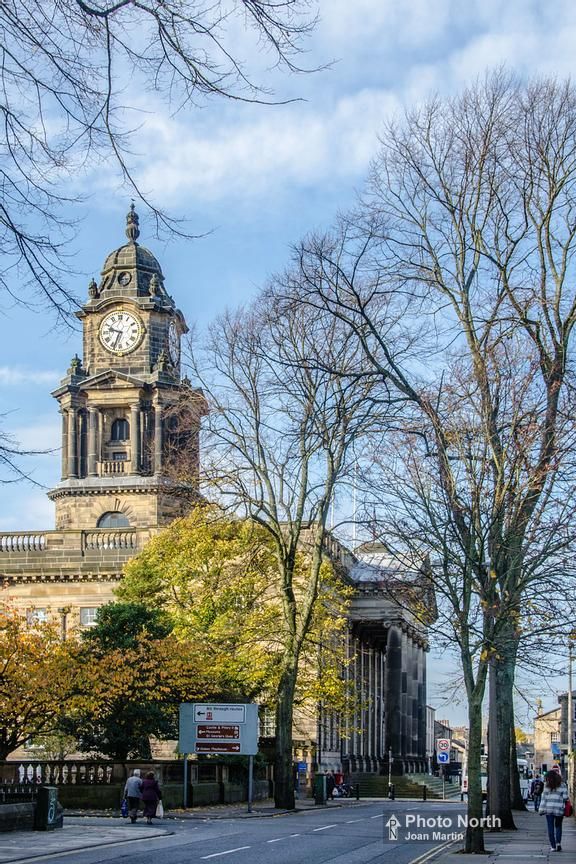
[568,636,574,797]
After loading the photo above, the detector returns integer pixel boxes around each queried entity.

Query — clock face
[168,320,180,364]
[99,310,143,355]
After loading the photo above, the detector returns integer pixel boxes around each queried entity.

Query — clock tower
[48,205,205,530]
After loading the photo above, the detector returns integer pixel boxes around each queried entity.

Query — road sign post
[179,703,259,814]
[436,739,451,801]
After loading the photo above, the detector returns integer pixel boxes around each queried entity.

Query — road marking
[370,813,384,818]
[201,847,251,859]
[289,833,301,837]
[267,838,283,844]
[407,838,458,864]
[313,824,337,832]
[346,818,364,823]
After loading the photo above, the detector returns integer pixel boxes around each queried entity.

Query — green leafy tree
[119,507,354,773]
[63,602,207,760]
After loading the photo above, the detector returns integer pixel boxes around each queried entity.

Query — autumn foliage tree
[0,607,81,760]
[119,507,353,728]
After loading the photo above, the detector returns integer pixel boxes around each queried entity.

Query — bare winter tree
[281,72,576,849]
[0,0,316,480]
[180,286,382,809]
[0,0,317,319]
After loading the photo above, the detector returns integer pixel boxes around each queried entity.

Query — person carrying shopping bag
[140,771,162,825]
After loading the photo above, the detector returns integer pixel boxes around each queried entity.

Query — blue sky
[1,0,574,725]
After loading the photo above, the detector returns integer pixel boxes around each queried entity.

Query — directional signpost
[179,703,259,812]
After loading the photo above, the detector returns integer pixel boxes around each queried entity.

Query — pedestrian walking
[326,771,335,801]
[123,769,142,823]
[539,769,569,851]
[530,774,544,812]
[140,770,162,824]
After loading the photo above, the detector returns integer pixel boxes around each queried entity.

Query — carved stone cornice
[2,572,122,585]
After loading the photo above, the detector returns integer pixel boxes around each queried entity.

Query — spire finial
[126,202,140,243]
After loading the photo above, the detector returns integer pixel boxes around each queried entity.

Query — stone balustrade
[99,460,126,475]
[82,530,138,551]
[0,533,45,552]
[0,528,148,556]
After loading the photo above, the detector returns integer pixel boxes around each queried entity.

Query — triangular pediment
[79,369,148,390]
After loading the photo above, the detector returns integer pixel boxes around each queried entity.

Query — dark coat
[140,778,162,802]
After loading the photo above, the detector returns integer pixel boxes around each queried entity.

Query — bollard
[355,783,360,801]
[423,784,427,801]
[388,783,395,801]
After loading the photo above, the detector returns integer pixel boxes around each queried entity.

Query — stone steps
[349,773,441,799]
[406,773,462,799]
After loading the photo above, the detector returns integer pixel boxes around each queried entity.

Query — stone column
[385,627,402,766]
[379,650,386,759]
[154,403,163,473]
[67,407,78,478]
[60,409,69,479]
[140,408,147,472]
[418,644,427,763]
[401,630,409,766]
[410,639,419,762]
[88,408,98,476]
[130,403,140,474]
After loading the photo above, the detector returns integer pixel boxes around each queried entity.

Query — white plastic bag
[156,800,164,819]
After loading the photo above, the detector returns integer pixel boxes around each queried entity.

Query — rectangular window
[80,607,99,627]
[551,731,560,743]
[259,707,276,737]
[26,608,47,626]
[112,452,128,461]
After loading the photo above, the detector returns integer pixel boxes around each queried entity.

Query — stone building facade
[534,705,562,773]
[1,212,430,774]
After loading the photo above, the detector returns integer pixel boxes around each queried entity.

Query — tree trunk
[274,664,298,809]
[490,620,518,829]
[510,722,526,811]
[465,698,486,853]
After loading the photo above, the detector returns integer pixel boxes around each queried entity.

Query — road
[34,801,466,864]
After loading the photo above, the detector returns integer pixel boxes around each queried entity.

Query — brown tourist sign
[197,724,240,740]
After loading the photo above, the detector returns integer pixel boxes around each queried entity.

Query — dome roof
[88,204,170,303]
[101,241,163,278]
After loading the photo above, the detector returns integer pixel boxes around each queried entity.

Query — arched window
[111,418,129,441]
[97,511,130,528]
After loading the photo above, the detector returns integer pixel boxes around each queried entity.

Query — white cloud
[0,367,60,387]
[130,88,401,204]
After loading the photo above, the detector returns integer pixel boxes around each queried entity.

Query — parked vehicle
[461,754,488,801]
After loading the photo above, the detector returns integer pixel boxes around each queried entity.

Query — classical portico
[316,542,433,776]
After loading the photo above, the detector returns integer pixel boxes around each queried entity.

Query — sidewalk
[428,811,576,864]
[0,820,171,864]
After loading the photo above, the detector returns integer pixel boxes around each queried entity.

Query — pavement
[0,802,573,863]
[430,810,576,864]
